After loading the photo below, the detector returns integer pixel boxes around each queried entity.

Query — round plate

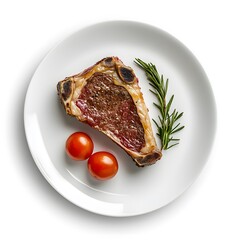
[24,21,216,217]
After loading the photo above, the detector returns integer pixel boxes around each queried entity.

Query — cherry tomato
[88,152,118,180]
[66,132,94,160]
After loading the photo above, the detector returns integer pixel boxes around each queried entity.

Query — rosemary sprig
[135,58,184,150]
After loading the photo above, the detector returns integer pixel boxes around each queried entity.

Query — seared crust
[57,57,162,167]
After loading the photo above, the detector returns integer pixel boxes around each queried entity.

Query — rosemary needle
[135,58,184,150]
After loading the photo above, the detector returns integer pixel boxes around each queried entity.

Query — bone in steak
[57,57,162,167]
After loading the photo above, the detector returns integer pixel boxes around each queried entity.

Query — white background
[1,0,240,239]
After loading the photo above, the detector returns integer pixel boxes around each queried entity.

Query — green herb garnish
[135,58,184,150]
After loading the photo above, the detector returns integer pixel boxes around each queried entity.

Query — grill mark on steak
[76,72,145,152]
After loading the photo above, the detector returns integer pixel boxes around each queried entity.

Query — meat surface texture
[57,57,162,167]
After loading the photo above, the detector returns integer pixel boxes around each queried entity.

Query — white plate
[24,21,216,217]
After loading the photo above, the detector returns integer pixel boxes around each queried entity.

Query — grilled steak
[57,57,162,167]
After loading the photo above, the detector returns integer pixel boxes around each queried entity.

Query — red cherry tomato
[66,132,94,160]
[88,152,118,180]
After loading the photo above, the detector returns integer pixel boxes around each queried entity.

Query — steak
[57,57,162,167]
